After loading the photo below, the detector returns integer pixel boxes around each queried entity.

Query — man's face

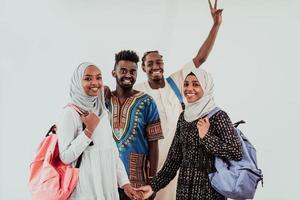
[112,60,137,90]
[142,52,164,81]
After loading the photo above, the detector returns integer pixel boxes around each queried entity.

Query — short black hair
[141,50,163,66]
[114,50,139,69]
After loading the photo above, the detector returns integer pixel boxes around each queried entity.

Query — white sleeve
[168,61,196,94]
[114,144,130,187]
[57,107,92,165]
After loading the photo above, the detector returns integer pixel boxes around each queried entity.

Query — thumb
[204,117,209,123]
[134,186,145,191]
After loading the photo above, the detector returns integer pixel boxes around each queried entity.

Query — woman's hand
[123,184,143,200]
[197,117,210,139]
[208,0,223,26]
[135,185,154,200]
[80,112,100,138]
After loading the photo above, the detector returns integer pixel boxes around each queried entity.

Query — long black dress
[150,110,243,200]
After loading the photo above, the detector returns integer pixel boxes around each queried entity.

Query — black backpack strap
[233,120,246,128]
[46,124,57,137]
[75,152,83,168]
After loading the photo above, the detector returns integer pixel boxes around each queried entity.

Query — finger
[197,120,203,126]
[208,0,213,11]
[134,186,143,191]
[214,0,218,9]
[82,111,89,117]
[199,119,206,124]
[216,9,223,15]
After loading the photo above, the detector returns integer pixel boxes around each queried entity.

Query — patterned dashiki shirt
[107,91,163,187]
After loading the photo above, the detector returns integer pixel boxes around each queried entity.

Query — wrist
[213,22,221,27]
[84,128,93,138]
[122,183,131,189]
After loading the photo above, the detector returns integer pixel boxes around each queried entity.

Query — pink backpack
[28,105,91,200]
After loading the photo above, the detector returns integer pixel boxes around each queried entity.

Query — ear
[112,70,117,78]
[142,65,146,73]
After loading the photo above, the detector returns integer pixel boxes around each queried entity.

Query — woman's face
[183,74,204,103]
[82,65,103,96]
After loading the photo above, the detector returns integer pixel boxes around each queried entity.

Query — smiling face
[183,74,204,103]
[142,52,164,82]
[82,65,103,96]
[112,60,137,90]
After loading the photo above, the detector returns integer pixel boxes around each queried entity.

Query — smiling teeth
[152,71,161,75]
[91,88,99,92]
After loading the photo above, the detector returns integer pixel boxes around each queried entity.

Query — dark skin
[111,60,159,200]
[137,1,223,199]
[142,0,223,90]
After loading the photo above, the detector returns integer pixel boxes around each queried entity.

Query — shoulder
[136,91,155,102]
[62,106,78,116]
[134,82,147,91]
[209,109,231,123]
[60,106,81,122]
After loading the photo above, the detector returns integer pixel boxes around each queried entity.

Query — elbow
[199,57,207,65]
[59,152,73,165]
[232,146,243,161]
[233,152,243,161]
[193,57,206,68]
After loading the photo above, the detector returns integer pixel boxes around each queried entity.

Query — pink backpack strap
[65,103,84,116]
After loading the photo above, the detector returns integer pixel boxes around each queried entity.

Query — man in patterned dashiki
[107,50,163,200]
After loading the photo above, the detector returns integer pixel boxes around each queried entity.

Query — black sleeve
[201,111,243,161]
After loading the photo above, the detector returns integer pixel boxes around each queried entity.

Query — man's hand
[135,185,154,200]
[104,85,112,102]
[123,184,143,200]
[208,0,223,25]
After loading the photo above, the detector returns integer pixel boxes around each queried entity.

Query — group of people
[56,0,243,199]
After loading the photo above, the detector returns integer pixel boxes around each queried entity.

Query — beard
[116,77,135,90]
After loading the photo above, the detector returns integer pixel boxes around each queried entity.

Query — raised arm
[193,0,223,68]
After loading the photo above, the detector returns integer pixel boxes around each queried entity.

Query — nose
[185,83,193,91]
[152,63,160,69]
[124,71,132,78]
[91,78,101,86]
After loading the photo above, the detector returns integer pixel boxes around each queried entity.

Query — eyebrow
[146,59,163,62]
[184,80,200,83]
[119,67,137,71]
[83,73,102,77]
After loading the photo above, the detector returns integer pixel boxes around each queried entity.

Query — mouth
[185,93,196,97]
[150,69,163,76]
[121,78,134,85]
[90,87,101,92]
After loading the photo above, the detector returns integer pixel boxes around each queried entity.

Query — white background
[1,0,299,199]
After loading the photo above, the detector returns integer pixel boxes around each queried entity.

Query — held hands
[197,117,210,139]
[135,185,154,200]
[80,112,100,138]
[208,0,223,25]
[123,184,143,200]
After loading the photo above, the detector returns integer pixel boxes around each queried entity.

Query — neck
[148,78,165,89]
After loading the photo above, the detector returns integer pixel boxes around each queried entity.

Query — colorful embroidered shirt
[107,91,163,186]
